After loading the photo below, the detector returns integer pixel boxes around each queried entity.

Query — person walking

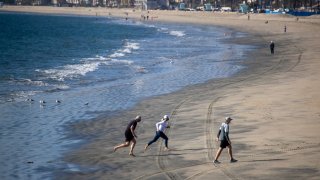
[144,115,171,151]
[270,41,275,54]
[114,116,142,156]
[213,117,237,164]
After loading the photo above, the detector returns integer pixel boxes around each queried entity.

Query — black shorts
[125,130,134,142]
[220,140,230,149]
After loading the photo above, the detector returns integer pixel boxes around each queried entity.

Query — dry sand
[1,6,320,180]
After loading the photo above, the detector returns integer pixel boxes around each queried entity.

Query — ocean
[0,12,251,179]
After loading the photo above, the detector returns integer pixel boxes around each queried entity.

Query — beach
[1,6,320,180]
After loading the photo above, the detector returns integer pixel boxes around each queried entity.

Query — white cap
[163,115,169,120]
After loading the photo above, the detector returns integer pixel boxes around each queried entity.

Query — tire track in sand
[187,42,304,180]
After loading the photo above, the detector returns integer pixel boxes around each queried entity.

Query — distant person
[248,13,250,20]
[284,25,287,33]
[270,41,275,54]
[114,116,142,156]
[213,117,237,164]
[144,115,171,151]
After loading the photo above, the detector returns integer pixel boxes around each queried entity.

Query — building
[134,0,147,10]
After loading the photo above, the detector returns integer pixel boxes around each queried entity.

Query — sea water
[0,12,251,179]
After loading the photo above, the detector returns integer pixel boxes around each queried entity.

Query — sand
[1,6,320,180]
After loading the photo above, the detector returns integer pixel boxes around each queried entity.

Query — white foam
[16,78,49,87]
[39,41,139,81]
[86,55,110,61]
[169,31,185,37]
[109,42,140,58]
[160,27,168,31]
[110,59,133,65]
[125,42,140,50]
[121,48,131,53]
[110,52,125,58]
[40,53,136,81]
[55,84,70,90]
[144,24,156,28]
[42,62,100,81]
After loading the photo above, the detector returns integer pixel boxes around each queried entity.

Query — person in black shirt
[114,116,142,156]
[270,41,275,54]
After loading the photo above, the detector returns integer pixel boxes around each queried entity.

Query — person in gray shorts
[213,117,237,164]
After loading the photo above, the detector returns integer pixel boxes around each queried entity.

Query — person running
[213,117,237,164]
[114,116,142,156]
[144,115,171,151]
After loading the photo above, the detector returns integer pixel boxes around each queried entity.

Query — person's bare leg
[228,145,237,162]
[114,141,130,152]
[144,144,149,152]
[227,145,234,160]
[129,138,136,156]
[214,147,223,161]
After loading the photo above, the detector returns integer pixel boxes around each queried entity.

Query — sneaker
[213,160,221,164]
[230,159,238,163]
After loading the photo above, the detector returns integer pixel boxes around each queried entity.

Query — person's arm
[226,132,231,144]
[225,126,231,144]
[216,129,221,141]
[131,125,137,138]
[156,122,160,131]
[166,121,170,128]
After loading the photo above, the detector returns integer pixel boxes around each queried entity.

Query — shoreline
[2,6,320,179]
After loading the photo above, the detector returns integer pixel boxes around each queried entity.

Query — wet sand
[1,6,320,180]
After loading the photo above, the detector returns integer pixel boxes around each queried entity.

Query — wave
[40,62,100,81]
[110,59,133,65]
[38,41,140,81]
[110,52,125,58]
[157,27,185,38]
[169,30,185,37]
[12,78,49,87]
[124,42,140,50]
[109,41,139,58]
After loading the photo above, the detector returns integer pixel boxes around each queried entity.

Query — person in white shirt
[144,115,171,151]
[213,116,237,164]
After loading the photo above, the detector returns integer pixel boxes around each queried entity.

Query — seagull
[39,100,46,104]
[56,100,61,103]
